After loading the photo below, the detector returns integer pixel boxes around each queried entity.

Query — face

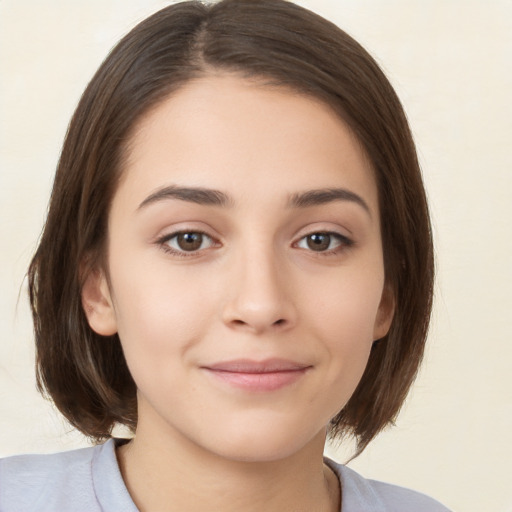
[83,75,393,462]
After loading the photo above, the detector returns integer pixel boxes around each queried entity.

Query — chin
[214,441,305,463]
[199,420,327,464]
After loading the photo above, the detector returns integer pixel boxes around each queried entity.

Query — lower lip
[203,369,308,392]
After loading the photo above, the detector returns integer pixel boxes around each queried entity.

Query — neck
[116,419,340,512]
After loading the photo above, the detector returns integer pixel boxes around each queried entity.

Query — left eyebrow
[137,185,234,210]
[287,188,372,217]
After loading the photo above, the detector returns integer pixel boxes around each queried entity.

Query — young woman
[0,1,450,510]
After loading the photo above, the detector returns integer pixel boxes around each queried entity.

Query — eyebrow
[137,185,370,216]
[138,185,233,210]
[288,188,371,216]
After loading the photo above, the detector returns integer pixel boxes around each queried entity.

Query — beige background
[1,1,511,511]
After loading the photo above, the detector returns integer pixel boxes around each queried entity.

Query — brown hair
[28,0,433,455]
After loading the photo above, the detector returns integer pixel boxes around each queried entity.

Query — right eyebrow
[137,185,234,210]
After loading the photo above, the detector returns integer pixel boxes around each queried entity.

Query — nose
[221,248,297,334]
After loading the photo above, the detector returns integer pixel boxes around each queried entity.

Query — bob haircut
[28,0,433,455]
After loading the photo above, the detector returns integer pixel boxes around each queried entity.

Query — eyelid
[156,229,220,257]
[292,230,355,254]
[153,224,354,258]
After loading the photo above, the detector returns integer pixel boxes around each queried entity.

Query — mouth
[201,358,312,392]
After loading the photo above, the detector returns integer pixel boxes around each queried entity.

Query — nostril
[229,318,286,329]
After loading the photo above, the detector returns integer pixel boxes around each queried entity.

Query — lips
[201,358,311,392]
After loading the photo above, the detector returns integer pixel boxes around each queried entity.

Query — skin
[83,74,394,512]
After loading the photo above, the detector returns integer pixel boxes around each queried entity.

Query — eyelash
[157,230,217,258]
[156,230,354,258]
[294,232,354,255]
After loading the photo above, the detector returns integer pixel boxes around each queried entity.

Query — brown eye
[176,232,204,251]
[296,232,351,253]
[163,231,215,254]
[306,233,331,251]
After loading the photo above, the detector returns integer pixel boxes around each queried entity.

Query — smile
[201,359,312,392]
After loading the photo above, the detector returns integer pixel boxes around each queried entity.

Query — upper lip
[202,358,311,373]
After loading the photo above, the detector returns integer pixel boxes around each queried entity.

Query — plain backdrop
[1,1,511,511]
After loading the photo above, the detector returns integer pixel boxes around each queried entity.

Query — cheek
[108,255,218,364]
[310,264,384,341]
[307,269,384,396]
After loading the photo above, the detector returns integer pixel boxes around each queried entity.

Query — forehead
[117,74,378,213]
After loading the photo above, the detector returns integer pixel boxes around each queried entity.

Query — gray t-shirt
[0,439,451,511]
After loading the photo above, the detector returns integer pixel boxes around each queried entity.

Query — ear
[81,267,118,336]
[373,282,395,341]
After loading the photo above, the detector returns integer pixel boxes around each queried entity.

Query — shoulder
[325,457,452,512]
[0,443,99,512]
[0,439,135,512]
